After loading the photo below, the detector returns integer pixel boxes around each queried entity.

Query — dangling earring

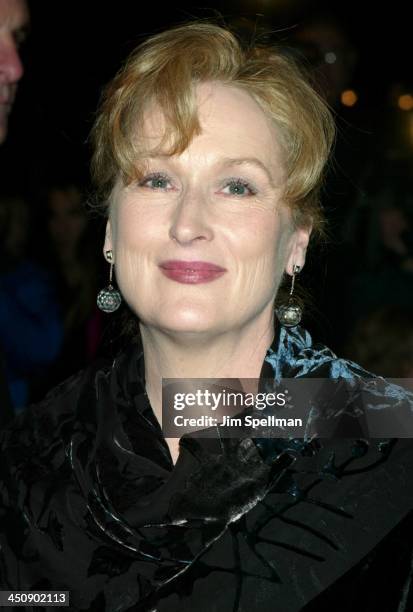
[96,250,122,313]
[275,264,303,327]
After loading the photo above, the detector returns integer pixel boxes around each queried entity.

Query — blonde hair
[91,21,335,237]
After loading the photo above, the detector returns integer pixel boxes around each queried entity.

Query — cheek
[232,210,288,279]
[113,204,159,255]
[111,205,164,292]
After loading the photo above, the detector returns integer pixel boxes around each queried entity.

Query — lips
[159,260,227,284]
[160,260,225,272]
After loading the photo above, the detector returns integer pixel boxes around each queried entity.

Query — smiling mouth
[159,260,227,284]
[160,260,226,271]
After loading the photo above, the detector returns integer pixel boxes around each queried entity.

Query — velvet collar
[4,324,413,611]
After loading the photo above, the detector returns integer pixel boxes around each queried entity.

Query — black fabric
[1,325,413,611]
[0,346,13,430]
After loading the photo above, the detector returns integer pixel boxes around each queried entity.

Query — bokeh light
[341,89,358,107]
[398,94,413,111]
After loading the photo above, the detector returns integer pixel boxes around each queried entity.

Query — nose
[169,188,214,245]
[0,36,24,84]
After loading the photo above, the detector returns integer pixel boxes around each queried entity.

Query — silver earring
[276,264,303,327]
[96,250,122,313]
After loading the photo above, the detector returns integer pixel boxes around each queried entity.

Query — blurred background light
[398,94,413,111]
[324,51,337,64]
[341,89,358,106]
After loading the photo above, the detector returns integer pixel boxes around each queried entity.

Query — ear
[285,224,312,276]
[103,220,113,260]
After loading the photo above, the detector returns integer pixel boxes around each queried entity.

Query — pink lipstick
[159,260,227,284]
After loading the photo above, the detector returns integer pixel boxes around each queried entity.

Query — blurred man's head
[0,0,29,143]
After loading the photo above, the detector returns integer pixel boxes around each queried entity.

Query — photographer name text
[174,414,303,428]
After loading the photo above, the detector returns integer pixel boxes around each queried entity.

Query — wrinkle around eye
[138,172,177,192]
[219,179,258,198]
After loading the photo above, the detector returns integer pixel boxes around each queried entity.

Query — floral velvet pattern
[1,324,413,611]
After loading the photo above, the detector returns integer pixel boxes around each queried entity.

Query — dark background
[1,0,411,188]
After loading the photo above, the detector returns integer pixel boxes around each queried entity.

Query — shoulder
[0,357,112,483]
[273,324,390,379]
[0,340,142,461]
[271,325,413,438]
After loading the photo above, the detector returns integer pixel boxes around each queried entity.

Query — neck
[140,314,276,425]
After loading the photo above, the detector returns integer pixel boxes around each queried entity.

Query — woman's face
[105,82,310,338]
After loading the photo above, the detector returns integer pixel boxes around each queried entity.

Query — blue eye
[222,179,257,197]
[139,173,172,190]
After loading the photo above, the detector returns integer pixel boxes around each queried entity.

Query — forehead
[142,82,283,168]
[0,0,28,31]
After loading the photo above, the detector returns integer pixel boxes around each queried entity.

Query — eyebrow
[219,157,277,188]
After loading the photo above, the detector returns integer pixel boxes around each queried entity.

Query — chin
[156,313,219,335]
[140,304,225,336]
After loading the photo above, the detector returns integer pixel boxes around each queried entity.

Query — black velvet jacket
[1,324,413,611]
